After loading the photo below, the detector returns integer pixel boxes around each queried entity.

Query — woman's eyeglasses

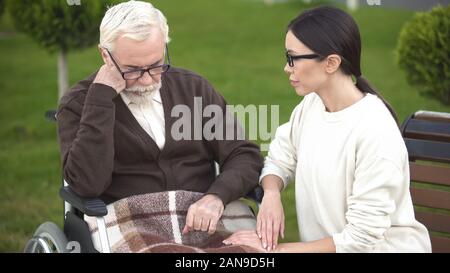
[286,52,321,67]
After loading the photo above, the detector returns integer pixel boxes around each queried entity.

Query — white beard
[122,82,162,106]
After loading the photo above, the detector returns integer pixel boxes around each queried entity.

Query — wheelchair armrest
[245,185,264,204]
[59,186,108,217]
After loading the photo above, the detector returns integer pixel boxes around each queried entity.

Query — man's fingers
[208,218,218,235]
[182,225,189,235]
[186,196,225,234]
[194,216,202,231]
[184,207,195,234]
[201,218,210,232]
[281,221,285,239]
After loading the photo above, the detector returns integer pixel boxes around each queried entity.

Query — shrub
[396,5,450,104]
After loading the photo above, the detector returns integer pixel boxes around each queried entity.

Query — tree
[396,5,450,105]
[0,0,4,17]
[7,0,121,98]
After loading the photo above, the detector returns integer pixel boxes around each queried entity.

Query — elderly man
[57,0,263,236]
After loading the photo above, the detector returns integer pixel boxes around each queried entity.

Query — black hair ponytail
[288,6,398,123]
[356,75,398,123]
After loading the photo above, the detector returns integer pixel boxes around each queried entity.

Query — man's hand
[182,194,224,235]
[94,50,126,93]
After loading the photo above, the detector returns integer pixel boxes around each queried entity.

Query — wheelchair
[24,110,264,253]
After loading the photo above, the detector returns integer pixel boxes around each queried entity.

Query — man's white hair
[99,0,170,51]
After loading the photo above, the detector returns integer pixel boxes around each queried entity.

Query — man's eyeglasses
[105,44,171,80]
[286,52,321,67]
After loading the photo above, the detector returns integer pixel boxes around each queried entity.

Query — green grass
[1,0,449,252]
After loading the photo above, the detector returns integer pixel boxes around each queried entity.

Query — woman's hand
[257,189,285,251]
[223,230,267,252]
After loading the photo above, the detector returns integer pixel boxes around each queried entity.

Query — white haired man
[57,0,262,238]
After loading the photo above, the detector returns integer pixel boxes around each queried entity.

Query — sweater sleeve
[200,81,264,205]
[332,126,405,252]
[57,83,118,198]
[259,102,303,190]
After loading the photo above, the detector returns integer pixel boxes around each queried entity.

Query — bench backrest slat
[404,138,450,163]
[410,163,450,186]
[410,187,450,210]
[415,210,450,234]
[430,236,450,253]
[403,119,450,142]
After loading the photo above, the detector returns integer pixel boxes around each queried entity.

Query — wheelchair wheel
[24,222,68,253]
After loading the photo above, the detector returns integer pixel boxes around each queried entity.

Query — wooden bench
[400,110,450,253]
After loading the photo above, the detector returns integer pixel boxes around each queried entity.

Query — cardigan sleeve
[198,80,264,205]
[57,83,118,198]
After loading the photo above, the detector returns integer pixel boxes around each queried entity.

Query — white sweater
[261,93,431,252]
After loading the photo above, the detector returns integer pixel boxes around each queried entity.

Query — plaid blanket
[84,190,260,253]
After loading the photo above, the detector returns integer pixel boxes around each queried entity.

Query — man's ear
[98,45,110,66]
[325,54,342,74]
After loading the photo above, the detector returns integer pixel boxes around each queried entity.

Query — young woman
[223,6,431,253]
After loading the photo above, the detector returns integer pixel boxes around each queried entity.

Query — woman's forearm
[261,175,284,193]
[273,237,336,253]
